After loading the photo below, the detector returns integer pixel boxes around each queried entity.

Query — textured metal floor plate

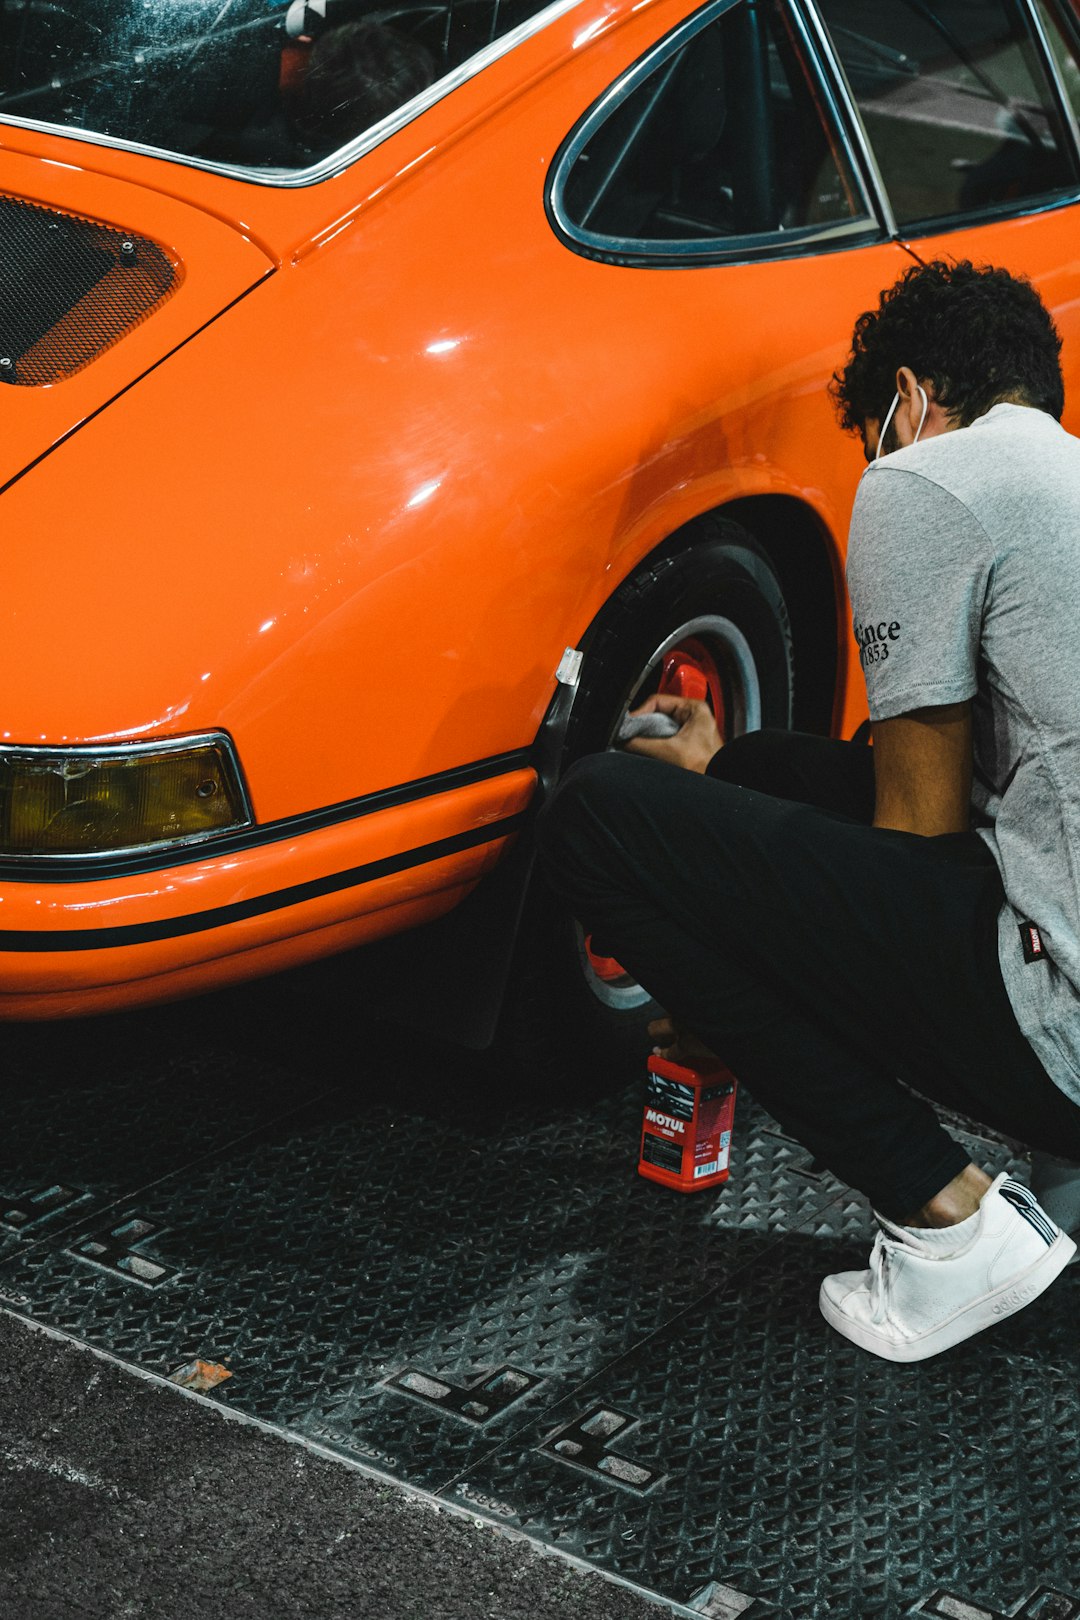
[0,1003,321,1264]
[446,1225,1080,1617]
[0,1080,851,1491]
[1,995,1076,1619]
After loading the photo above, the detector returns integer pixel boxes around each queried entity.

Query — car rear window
[0,0,553,175]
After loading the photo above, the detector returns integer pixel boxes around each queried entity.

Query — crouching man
[538,259,1080,1362]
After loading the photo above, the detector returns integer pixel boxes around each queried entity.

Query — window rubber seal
[545,0,883,267]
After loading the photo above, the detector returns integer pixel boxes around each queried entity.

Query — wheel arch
[721,495,845,737]
[367,492,846,1050]
[634,494,845,738]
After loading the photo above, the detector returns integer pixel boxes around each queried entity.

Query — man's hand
[872,701,973,836]
[624,694,722,774]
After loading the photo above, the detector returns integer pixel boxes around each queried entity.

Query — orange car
[2,0,1080,1061]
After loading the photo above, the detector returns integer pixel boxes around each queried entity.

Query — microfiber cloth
[617,712,681,742]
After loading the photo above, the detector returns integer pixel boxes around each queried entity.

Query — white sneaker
[819,1172,1076,1362]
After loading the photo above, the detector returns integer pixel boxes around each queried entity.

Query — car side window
[552,0,869,257]
[816,0,1078,229]
[1033,0,1080,126]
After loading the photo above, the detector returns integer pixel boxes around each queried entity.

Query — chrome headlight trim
[0,730,254,863]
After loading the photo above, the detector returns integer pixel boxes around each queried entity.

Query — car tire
[491,514,795,1092]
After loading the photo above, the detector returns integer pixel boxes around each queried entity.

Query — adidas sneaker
[819,1172,1075,1362]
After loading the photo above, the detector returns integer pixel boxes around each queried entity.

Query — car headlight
[0,733,252,858]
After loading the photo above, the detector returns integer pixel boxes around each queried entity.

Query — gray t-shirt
[846,402,1080,1105]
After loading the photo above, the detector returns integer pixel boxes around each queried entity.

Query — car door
[809,0,1080,426]
[542,0,926,735]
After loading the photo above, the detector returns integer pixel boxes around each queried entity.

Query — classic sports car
[2,0,1080,1063]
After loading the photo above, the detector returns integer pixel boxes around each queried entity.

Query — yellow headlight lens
[0,736,251,857]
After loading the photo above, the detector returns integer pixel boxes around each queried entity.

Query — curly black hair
[831,259,1064,435]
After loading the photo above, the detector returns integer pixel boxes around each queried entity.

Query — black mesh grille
[0,194,177,387]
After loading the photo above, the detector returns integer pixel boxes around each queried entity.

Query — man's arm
[871,701,972,836]
[619,690,973,837]
[845,466,989,837]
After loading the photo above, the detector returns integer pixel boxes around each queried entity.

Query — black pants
[536,731,1080,1220]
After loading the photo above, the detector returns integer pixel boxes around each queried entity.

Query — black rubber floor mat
[0,1007,1075,1619]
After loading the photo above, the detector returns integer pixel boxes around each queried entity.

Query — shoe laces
[867,1225,899,1322]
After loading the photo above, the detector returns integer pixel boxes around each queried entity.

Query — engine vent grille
[0,194,177,387]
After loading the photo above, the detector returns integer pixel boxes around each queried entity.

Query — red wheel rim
[657,636,726,738]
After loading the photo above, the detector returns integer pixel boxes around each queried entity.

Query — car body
[2,0,1080,1021]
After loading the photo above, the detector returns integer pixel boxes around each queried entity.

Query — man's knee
[709,728,793,792]
[710,728,874,820]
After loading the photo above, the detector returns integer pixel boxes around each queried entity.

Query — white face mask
[875,384,929,462]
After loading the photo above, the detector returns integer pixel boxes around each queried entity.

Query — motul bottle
[638,1051,737,1192]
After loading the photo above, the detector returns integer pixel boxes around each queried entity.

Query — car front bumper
[0,758,536,1018]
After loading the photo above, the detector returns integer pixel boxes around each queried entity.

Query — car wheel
[493,514,794,1090]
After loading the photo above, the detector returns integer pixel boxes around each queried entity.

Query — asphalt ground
[0,1307,661,1620]
[0,970,670,1620]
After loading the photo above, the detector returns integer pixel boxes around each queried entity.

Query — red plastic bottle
[638,1051,737,1192]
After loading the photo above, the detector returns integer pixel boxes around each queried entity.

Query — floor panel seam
[0,1305,695,1618]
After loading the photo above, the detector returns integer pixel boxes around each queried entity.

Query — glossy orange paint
[0,150,273,490]
[3,0,1080,1016]
[0,170,904,786]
